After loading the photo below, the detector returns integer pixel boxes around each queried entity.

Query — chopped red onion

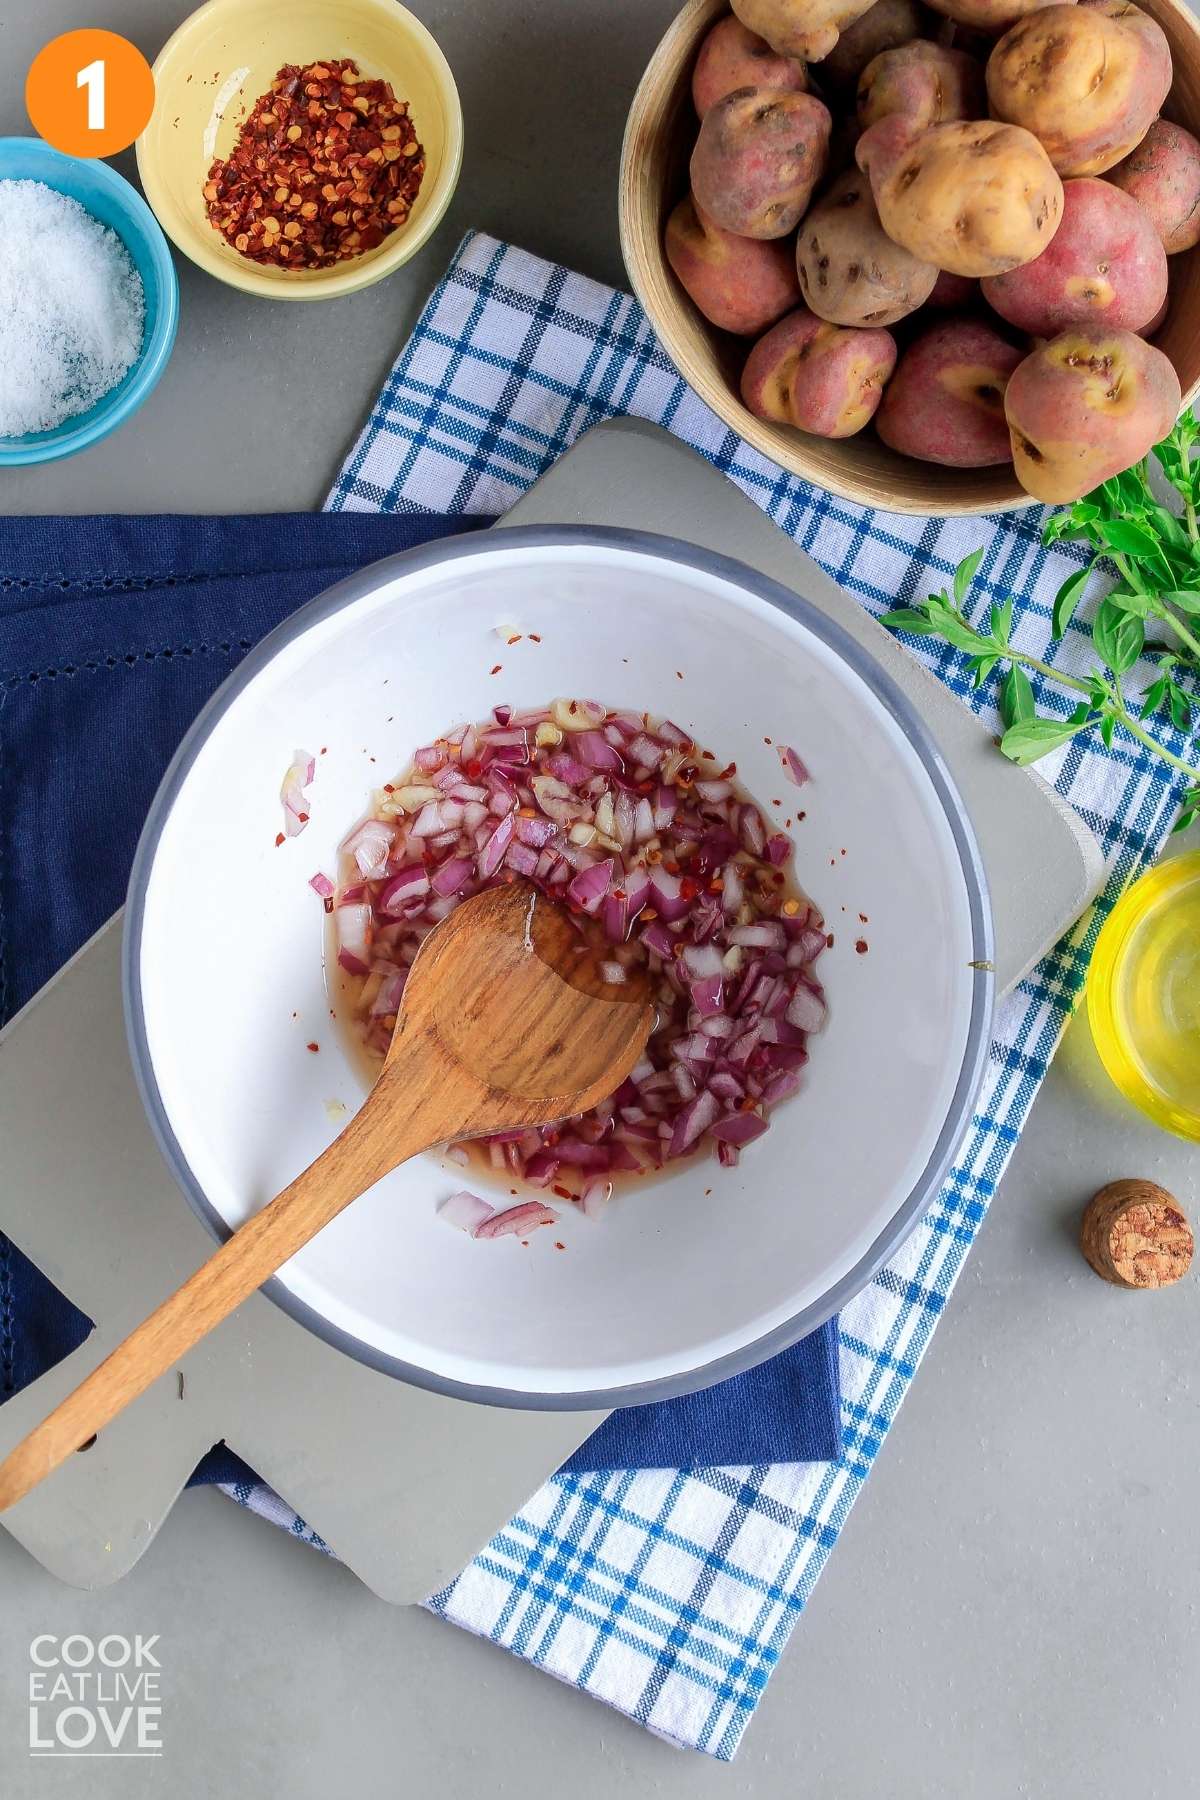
[781,746,810,787]
[439,1191,496,1235]
[785,983,827,1034]
[711,1111,769,1145]
[333,701,825,1213]
[280,749,316,839]
[309,871,334,900]
[474,1201,559,1239]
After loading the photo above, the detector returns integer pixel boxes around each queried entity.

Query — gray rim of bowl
[123,523,995,1412]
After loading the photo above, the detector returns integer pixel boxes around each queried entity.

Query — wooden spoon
[0,881,653,1513]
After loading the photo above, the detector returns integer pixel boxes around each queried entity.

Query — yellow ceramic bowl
[136,0,463,301]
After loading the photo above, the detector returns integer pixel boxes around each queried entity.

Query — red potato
[986,1,1172,177]
[796,170,937,325]
[1005,326,1181,502]
[981,177,1167,335]
[740,306,897,435]
[691,15,810,117]
[820,0,931,90]
[875,317,1023,464]
[731,0,883,63]
[856,115,1063,276]
[666,193,803,334]
[1108,119,1200,254]
[924,0,1071,26]
[857,42,985,132]
[691,88,832,239]
[926,270,978,307]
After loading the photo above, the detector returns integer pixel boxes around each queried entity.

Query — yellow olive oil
[1088,852,1200,1141]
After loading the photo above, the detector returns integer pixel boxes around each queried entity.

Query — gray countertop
[2,3,1199,1795]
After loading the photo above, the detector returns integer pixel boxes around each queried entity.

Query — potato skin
[926,269,978,307]
[1005,327,1181,501]
[692,16,810,118]
[856,115,1063,276]
[666,194,804,334]
[924,0,1067,26]
[691,88,832,239]
[857,42,985,132]
[820,0,931,90]
[981,177,1166,335]
[796,170,938,324]
[1108,119,1200,255]
[986,2,1172,177]
[731,0,882,63]
[875,317,1022,464]
[740,306,897,435]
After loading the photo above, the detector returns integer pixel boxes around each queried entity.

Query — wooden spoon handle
[0,1040,448,1513]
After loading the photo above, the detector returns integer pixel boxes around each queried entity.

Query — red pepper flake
[383,783,395,793]
[859,912,869,923]
[203,58,426,271]
[306,1041,320,1053]
[323,897,334,914]
[490,664,502,676]
[763,736,772,746]
[840,848,847,857]
[771,798,782,807]
[701,749,716,760]
[797,810,807,822]
[826,932,835,947]
[675,670,684,680]
[554,1241,566,1252]
[507,635,522,645]
[529,633,542,643]
[320,747,328,755]
[552,1184,574,1201]
[704,1187,712,1197]
[856,938,869,955]
[297,812,309,824]
[274,832,285,847]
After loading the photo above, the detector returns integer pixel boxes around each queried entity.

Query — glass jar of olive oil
[1088,851,1200,1141]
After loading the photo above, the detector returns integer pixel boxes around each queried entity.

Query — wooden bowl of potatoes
[619,0,1200,516]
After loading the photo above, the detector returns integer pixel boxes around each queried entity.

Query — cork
[1080,1179,1194,1290]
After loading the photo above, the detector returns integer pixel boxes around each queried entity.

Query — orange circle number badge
[26,29,155,159]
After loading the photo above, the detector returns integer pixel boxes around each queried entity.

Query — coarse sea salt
[0,180,145,437]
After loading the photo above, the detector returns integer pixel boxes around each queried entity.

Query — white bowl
[125,528,992,1407]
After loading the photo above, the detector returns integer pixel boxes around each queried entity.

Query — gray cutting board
[0,421,1102,1600]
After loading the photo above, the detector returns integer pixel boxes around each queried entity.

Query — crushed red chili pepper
[203,58,425,270]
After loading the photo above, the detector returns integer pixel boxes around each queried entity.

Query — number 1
[76,57,105,131]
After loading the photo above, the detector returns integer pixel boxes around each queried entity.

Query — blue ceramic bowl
[0,138,179,467]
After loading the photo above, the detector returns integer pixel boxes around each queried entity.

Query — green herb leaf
[990,595,1014,644]
[880,607,940,635]
[1158,590,1200,615]
[999,715,1092,766]
[967,653,1001,688]
[999,664,1036,729]
[1104,586,1157,618]
[1100,713,1116,749]
[1099,519,1162,560]
[953,547,984,605]
[1172,786,1200,833]
[1051,564,1091,637]
[1094,596,1145,674]
[1168,683,1193,733]
[1140,675,1169,720]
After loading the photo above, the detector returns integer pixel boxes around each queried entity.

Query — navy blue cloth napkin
[0,512,841,1481]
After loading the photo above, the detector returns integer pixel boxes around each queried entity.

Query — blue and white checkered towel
[223,231,1195,1758]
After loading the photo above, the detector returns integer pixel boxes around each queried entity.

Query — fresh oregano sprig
[881,453,1200,833]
